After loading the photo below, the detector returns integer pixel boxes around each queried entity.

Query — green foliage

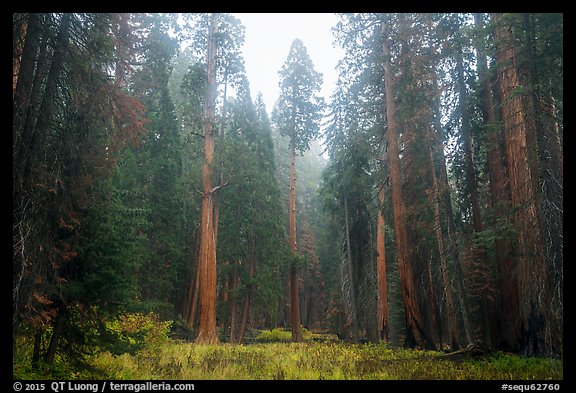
[105,312,172,355]
[273,38,325,153]
[255,328,316,343]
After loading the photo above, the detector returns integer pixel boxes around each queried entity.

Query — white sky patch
[232,13,344,114]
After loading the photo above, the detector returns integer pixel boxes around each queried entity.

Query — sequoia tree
[382,14,435,349]
[273,39,324,342]
[195,13,219,344]
[493,12,562,357]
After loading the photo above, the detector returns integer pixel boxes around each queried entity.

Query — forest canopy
[13,12,562,378]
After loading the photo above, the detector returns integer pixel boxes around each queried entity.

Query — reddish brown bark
[195,13,219,344]
[184,225,201,325]
[521,15,563,349]
[376,186,388,341]
[494,13,554,356]
[382,16,433,349]
[186,260,200,327]
[474,13,519,351]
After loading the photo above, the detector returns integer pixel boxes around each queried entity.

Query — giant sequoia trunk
[382,17,434,350]
[196,13,219,344]
[494,13,560,356]
[474,13,519,351]
[185,226,201,326]
[521,14,563,354]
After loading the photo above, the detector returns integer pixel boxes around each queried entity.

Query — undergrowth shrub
[255,327,315,342]
[105,312,172,355]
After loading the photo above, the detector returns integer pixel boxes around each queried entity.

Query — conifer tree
[273,39,324,342]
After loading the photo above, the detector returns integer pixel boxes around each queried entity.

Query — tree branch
[210,179,230,194]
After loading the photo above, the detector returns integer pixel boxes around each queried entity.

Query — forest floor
[87,342,563,380]
[14,328,563,380]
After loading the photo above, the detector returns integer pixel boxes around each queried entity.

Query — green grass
[13,320,562,380]
[83,341,562,380]
[254,327,338,343]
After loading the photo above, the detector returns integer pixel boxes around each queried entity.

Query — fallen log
[440,342,490,362]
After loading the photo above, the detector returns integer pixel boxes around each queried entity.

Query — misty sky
[232,13,344,114]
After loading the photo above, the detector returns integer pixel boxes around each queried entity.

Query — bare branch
[210,179,230,194]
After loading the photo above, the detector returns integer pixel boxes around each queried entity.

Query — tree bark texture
[196,13,219,344]
[494,13,557,356]
[474,13,519,351]
[382,17,434,349]
[376,186,388,341]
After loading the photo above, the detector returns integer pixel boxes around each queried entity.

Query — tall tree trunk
[474,13,519,351]
[521,14,563,354]
[494,13,554,356]
[376,185,388,341]
[288,140,303,342]
[456,43,494,349]
[196,13,219,344]
[185,226,201,326]
[382,16,434,350]
[212,70,228,247]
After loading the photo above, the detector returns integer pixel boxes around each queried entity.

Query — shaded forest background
[12,12,562,373]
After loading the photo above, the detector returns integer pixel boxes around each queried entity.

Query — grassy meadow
[86,340,563,380]
[13,321,563,381]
